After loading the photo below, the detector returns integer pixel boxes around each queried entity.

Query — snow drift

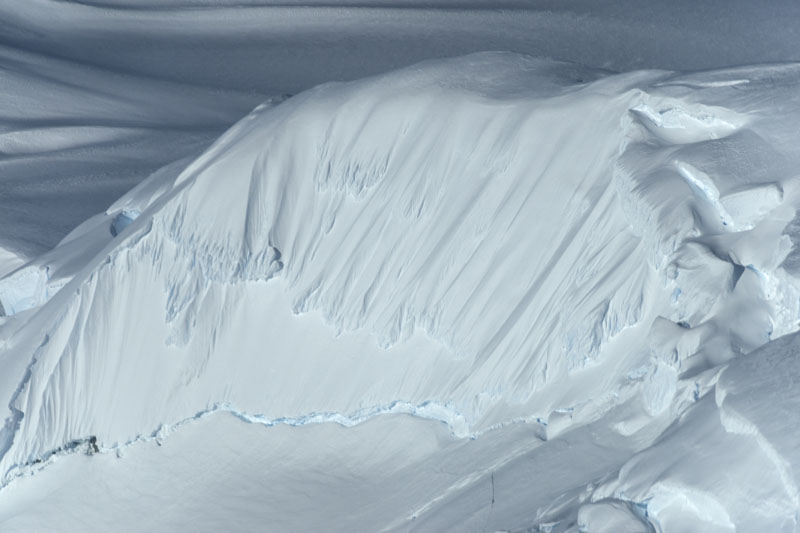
[3,53,800,530]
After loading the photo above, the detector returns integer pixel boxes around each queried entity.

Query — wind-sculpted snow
[3,54,800,530]
[0,44,266,258]
[588,331,800,532]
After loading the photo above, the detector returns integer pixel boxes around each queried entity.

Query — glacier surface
[3,3,800,532]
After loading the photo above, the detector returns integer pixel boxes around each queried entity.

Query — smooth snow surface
[3,51,800,531]
[0,44,266,257]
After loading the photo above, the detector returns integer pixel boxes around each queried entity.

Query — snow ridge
[2,56,800,532]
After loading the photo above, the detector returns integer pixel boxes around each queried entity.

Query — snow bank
[590,331,800,532]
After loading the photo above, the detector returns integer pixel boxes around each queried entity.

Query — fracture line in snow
[0,400,475,489]
[0,391,561,493]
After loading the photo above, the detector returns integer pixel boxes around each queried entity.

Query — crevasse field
[2,2,800,532]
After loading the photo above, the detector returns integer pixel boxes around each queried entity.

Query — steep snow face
[2,54,800,530]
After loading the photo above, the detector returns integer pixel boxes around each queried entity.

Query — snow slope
[2,52,800,530]
[5,0,800,256]
[0,44,267,258]
[6,0,800,93]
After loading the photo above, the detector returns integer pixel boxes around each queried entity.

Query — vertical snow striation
[1,56,800,531]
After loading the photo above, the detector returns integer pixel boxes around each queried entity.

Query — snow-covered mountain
[3,3,800,532]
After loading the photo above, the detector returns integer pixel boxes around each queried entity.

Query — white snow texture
[2,2,800,532]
